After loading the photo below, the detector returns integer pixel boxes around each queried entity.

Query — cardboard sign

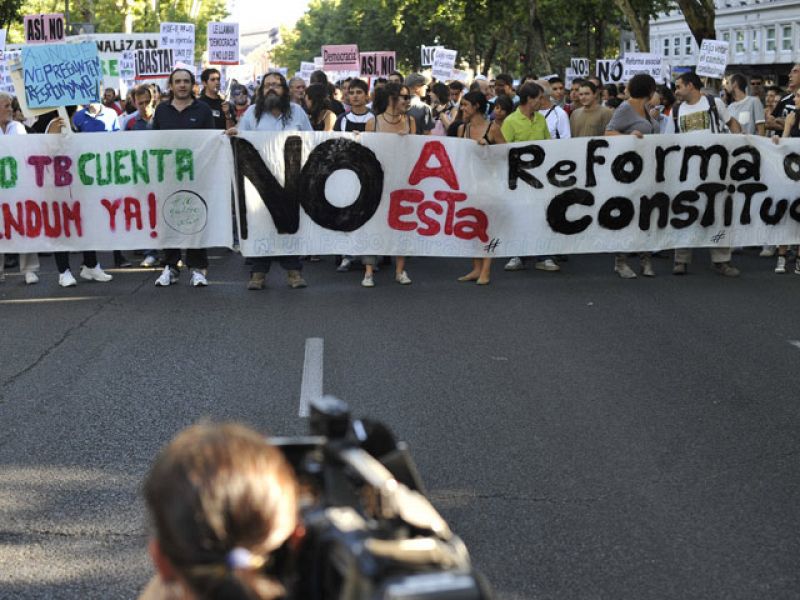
[207,22,239,65]
[0,49,16,94]
[24,14,65,44]
[623,53,664,82]
[359,51,395,77]
[696,39,729,79]
[570,58,590,78]
[596,59,625,84]
[160,22,195,65]
[322,44,359,72]
[22,42,101,108]
[421,45,443,67]
[135,48,173,80]
[431,48,457,81]
[313,56,324,70]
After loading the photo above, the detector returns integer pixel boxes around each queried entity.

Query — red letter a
[408,141,459,190]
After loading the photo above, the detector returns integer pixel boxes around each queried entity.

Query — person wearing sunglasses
[404,72,434,135]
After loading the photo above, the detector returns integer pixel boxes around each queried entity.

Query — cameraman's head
[143,422,298,600]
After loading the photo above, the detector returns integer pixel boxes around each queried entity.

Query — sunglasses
[399,94,411,100]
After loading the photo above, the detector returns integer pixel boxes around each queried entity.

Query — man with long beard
[228,72,313,290]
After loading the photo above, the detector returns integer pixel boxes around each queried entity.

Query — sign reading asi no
[24,13,66,44]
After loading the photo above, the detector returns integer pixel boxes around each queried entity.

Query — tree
[675,0,715,46]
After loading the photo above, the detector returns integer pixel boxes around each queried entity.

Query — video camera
[272,396,493,600]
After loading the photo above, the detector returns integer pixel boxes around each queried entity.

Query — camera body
[272,396,492,600]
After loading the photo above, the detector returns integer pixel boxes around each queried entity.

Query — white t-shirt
[239,102,312,132]
[676,95,732,133]
[727,95,765,135]
[0,121,26,136]
[539,104,571,139]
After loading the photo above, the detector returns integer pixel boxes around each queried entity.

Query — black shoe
[4,254,18,269]
[114,251,132,268]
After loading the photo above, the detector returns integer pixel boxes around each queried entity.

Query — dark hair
[448,81,465,92]
[461,90,488,114]
[468,81,481,93]
[305,83,332,124]
[548,76,564,85]
[230,83,249,99]
[388,70,404,81]
[604,83,619,97]
[309,70,328,85]
[571,78,586,88]
[201,68,220,83]
[627,74,657,99]
[133,84,152,101]
[144,422,298,600]
[372,82,404,115]
[518,82,544,105]
[766,85,784,96]
[495,73,513,87]
[373,77,388,86]
[578,80,598,94]
[730,73,747,92]
[348,78,368,94]
[493,94,514,114]
[167,68,196,100]
[431,82,449,104]
[606,97,623,109]
[677,72,703,91]
[254,72,292,124]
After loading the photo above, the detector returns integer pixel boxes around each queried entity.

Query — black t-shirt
[334,110,374,132]
[151,100,216,130]
[772,92,797,120]
[197,93,227,129]
[329,99,346,116]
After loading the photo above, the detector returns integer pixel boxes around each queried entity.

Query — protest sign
[207,22,239,65]
[22,42,101,108]
[696,39,729,79]
[451,69,469,83]
[0,47,15,95]
[230,132,800,257]
[160,22,195,65]
[421,45,443,67]
[565,67,577,87]
[226,62,256,85]
[322,44,359,72]
[69,33,161,89]
[623,53,664,81]
[135,48,173,80]
[570,58,590,78]
[0,30,6,53]
[596,59,624,84]
[300,61,315,81]
[314,56,324,69]
[431,48,457,81]
[0,131,234,253]
[24,14,65,44]
[359,51,395,77]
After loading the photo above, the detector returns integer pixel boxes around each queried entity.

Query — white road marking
[789,340,800,351]
[299,337,324,417]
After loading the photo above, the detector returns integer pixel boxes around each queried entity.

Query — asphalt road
[0,249,798,599]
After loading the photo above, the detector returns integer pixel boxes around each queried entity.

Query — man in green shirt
[500,83,559,272]
[501,82,551,143]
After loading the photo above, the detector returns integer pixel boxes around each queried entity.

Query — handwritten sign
[431,48,457,81]
[570,58,590,78]
[623,53,664,82]
[696,39,729,79]
[135,48,173,80]
[24,13,65,44]
[160,22,195,65]
[322,44,359,72]
[359,51,395,77]
[421,45,443,67]
[207,22,239,65]
[22,42,101,108]
[596,59,624,84]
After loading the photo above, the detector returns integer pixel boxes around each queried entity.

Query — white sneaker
[614,261,637,279]
[337,257,352,272]
[59,269,77,287]
[190,270,208,287]
[760,245,776,257]
[80,264,112,282]
[155,266,177,286]
[395,270,412,285]
[535,259,560,272]
[504,257,524,271]
[775,256,786,274]
[361,274,375,287]
[140,255,158,268]
[25,271,39,285]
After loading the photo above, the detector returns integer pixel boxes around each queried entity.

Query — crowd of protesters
[0,61,798,289]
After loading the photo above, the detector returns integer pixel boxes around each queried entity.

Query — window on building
[674,36,680,55]
[766,27,776,51]
[663,38,669,57]
[751,29,760,52]
[735,30,745,53]
[685,36,692,55]
[722,31,730,43]
[782,25,792,50]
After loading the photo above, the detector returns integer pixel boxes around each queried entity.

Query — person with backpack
[671,72,742,277]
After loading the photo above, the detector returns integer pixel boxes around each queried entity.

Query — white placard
[595,59,625,84]
[0,30,6,53]
[431,48,457,81]
[696,39,729,79]
[207,22,239,65]
[622,53,664,82]
[421,45,443,67]
[570,58,590,78]
[160,22,195,65]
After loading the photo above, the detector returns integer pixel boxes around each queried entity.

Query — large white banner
[0,131,234,253]
[233,132,800,257]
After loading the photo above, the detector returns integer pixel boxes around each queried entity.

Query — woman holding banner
[771,87,800,275]
[605,73,659,279]
[456,91,505,285]
[364,83,416,286]
[0,93,40,285]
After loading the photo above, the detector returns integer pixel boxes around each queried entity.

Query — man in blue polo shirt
[151,68,216,288]
[73,102,120,132]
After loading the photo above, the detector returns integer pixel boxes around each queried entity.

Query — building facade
[649,0,800,82]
